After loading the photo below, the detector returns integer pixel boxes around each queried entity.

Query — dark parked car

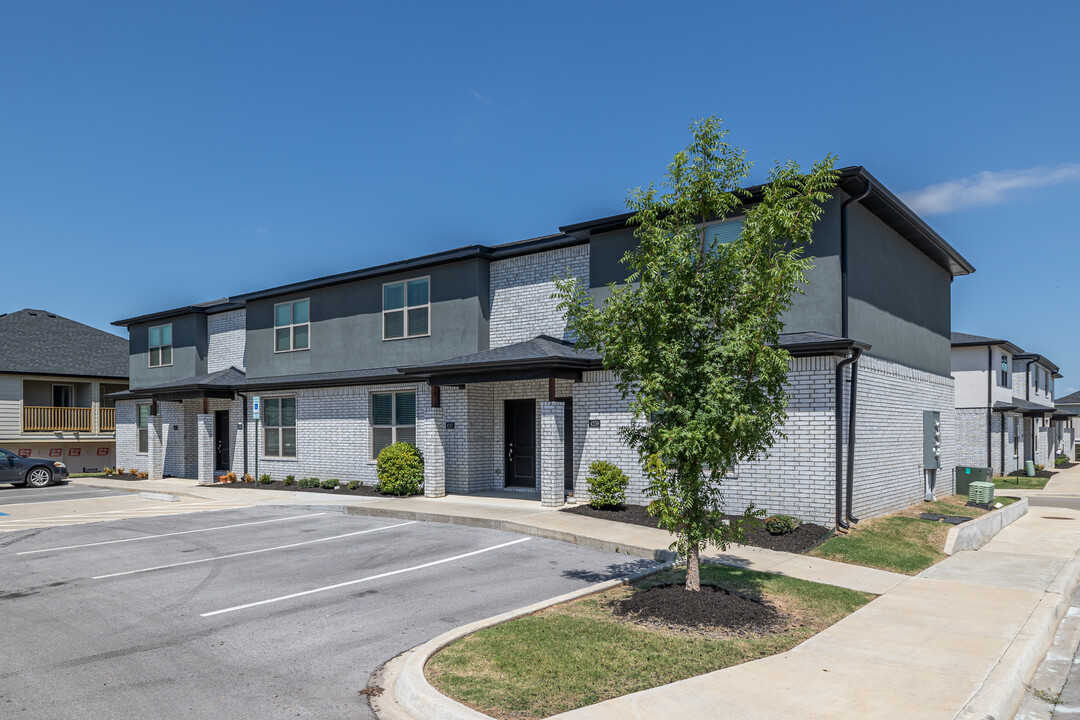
[0,447,68,487]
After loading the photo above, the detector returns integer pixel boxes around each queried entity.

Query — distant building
[0,309,128,471]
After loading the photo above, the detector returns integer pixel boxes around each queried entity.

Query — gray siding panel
[128,314,208,389]
[0,375,20,437]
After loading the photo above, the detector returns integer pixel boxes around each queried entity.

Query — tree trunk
[685,543,701,591]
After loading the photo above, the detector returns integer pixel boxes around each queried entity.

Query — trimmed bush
[321,479,339,490]
[259,474,272,485]
[298,477,319,489]
[377,442,424,496]
[347,480,360,491]
[283,475,295,486]
[586,461,628,509]
[765,515,800,535]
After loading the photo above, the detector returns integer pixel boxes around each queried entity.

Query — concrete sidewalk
[544,505,1080,720]
[72,476,904,595]
[997,460,1080,498]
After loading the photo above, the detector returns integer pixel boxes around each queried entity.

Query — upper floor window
[263,397,296,457]
[148,324,173,367]
[383,277,429,340]
[274,299,309,353]
[999,354,1010,388]
[371,390,415,459]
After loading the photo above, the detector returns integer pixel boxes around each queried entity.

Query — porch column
[539,400,565,507]
[148,414,164,481]
[197,413,215,485]
[419,399,446,498]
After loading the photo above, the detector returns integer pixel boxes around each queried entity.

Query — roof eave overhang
[1014,353,1061,373]
[780,339,872,358]
[951,339,1025,355]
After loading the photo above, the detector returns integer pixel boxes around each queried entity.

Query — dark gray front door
[504,400,536,488]
[214,411,230,471]
[557,397,574,491]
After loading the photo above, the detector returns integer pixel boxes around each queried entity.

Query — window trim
[136,403,150,454]
[261,395,297,459]
[148,323,173,368]
[998,353,1010,388]
[382,276,431,341]
[371,390,417,459]
[273,299,311,354]
[51,383,75,408]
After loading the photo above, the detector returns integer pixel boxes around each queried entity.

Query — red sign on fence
[49,448,62,457]
[97,447,109,456]
[17,449,31,458]
[68,448,81,457]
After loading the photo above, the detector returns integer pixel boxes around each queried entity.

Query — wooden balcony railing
[100,407,116,432]
[23,406,92,432]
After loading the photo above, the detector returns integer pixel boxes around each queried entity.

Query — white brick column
[148,414,164,481]
[420,404,446,498]
[539,400,565,507]
[197,413,215,485]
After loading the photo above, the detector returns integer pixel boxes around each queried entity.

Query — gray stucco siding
[244,259,490,379]
[846,201,952,375]
[128,314,208,389]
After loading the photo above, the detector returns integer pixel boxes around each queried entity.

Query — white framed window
[274,299,310,353]
[148,324,173,367]
[137,404,150,453]
[371,391,416,459]
[700,216,745,247]
[262,397,296,458]
[383,277,429,340]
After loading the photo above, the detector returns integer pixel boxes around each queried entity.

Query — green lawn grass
[993,476,1049,490]
[426,564,871,720]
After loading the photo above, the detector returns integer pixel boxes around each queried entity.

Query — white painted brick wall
[208,309,246,373]
[489,244,589,347]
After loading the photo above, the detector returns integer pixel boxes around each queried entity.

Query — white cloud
[900,163,1080,215]
[468,89,494,106]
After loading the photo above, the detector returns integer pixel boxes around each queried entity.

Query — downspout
[987,346,993,469]
[840,179,872,338]
[845,348,863,525]
[835,349,860,529]
[236,392,249,479]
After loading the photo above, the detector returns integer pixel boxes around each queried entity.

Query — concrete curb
[371,562,674,720]
[944,498,1028,555]
[956,556,1080,720]
[137,491,181,502]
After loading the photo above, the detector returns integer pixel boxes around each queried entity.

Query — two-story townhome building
[0,309,128,471]
[111,167,973,527]
[1053,390,1080,459]
[951,333,1064,475]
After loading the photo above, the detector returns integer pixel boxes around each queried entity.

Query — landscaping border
[370,562,674,720]
[943,498,1028,555]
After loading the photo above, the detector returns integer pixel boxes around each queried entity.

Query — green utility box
[955,466,991,496]
[969,481,995,505]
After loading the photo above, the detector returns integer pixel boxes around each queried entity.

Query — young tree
[555,117,838,591]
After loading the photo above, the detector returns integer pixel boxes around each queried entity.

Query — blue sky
[2,2,1078,389]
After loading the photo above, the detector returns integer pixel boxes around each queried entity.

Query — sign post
[253,396,260,481]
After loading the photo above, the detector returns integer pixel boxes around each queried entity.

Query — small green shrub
[586,461,628,509]
[765,514,800,535]
[1056,454,1070,467]
[347,480,360,491]
[259,474,272,484]
[1035,463,1046,473]
[376,442,424,496]
[283,475,295,486]
[321,478,339,490]
[298,477,318,489]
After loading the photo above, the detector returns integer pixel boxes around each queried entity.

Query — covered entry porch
[410,336,605,507]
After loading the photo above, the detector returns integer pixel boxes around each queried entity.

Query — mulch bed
[206,480,393,497]
[1006,469,1057,479]
[1057,462,1078,470]
[561,503,830,554]
[612,583,782,633]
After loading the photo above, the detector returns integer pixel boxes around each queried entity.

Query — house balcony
[22,406,115,434]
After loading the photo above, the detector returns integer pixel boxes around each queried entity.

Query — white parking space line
[0,502,230,526]
[0,489,113,502]
[200,537,532,618]
[93,521,417,579]
[17,513,327,555]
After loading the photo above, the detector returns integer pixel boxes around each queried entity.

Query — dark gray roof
[1014,352,1061,374]
[108,367,246,399]
[777,332,871,357]
[403,335,602,374]
[991,397,1056,414]
[1056,390,1080,405]
[951,332,1024,355]
[0,309,128,379]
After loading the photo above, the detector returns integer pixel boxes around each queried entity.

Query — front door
[214,410,230,472]
[557,397,574,491]
[504,399,536,488]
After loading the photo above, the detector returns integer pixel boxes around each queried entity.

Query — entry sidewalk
[73,476,903,595]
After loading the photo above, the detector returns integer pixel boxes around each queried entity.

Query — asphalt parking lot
[0,505,658,719]
[0,482,127,506]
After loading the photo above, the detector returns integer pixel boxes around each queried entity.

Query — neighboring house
[1053,389,1080,459]
[951,333,1067,475]
[111,167,973,526]
[0,309,128,471]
